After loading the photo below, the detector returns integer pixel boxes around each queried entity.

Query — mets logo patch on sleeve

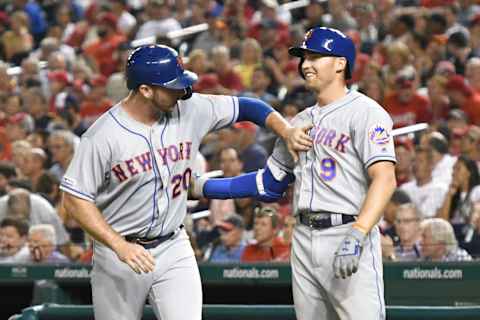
[368,125,391,145]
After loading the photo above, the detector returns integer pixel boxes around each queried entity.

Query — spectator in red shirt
[211,45,243,94]
[80,75,112,127]
[83,13,126,77]
[47,70,71,114]
[345,29,370,84]
[241,206,290,263]
[383,66,432,128]
[446,74,480,125]
[395,137,415,186]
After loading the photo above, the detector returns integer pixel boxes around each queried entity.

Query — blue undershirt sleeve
[237,97,274,127]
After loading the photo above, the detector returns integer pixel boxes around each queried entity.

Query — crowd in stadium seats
[0,0,479,265]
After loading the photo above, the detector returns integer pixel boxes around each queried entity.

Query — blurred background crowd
[0,0,480,266]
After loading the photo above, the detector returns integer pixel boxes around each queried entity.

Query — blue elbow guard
[237,97,274,127]
[203,166,293,202]
[255,166,294,202]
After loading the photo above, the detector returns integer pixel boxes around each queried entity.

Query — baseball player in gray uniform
[194,27,397,320]
[60,44,311,320]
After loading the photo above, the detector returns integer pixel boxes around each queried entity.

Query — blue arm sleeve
[203,166,294,202]
[237,97,274,127]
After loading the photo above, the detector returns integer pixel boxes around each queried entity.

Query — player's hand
[285,125,314,162]
[115,240,155,274]
[333,227,367,279]
[189,170,224,199]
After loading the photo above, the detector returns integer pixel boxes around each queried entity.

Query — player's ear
[138,85,154,99]
[335,57,347,76]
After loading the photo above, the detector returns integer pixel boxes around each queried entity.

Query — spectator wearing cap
[1,11,33,65]
[135,0,181,42]
[193,74,224,95]
[232,121,268,173]
[394,137,414,186]
[420,218,471,261]
[47,70,71,113]
[22,148,47,191]
[207,213,246,263]
[384,66,432,128]
[110,0,137,37]
[400,146,449,219]
[426,74,450,123]
[0,216,30,263]
[460,125,480,165]
[241,206,290,263]
[79,74,112,127]
[446,31,474,75]
[466,57,480,94]
[27,224,70,264]
[446,74,480,125]
[393,204,423,261]
[47,130,76,182]
[234,38,263,90]
[210,45,244,94]
[84,12,126,77]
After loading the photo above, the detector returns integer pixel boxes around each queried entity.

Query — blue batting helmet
[126,44,198,97]
[289,27,356,79]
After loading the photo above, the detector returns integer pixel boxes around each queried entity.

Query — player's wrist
[352,222,369,236]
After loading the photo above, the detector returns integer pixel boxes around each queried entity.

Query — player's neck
[122,93,162,126]
[315,84,348,107]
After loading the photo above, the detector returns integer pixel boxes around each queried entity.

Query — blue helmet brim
[159,70,198,90]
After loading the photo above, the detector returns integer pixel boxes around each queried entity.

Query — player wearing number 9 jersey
[196,27,397,320]
[60,44,311,320]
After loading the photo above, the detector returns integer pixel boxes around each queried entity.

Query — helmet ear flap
[181,87,193,100]
[298,57,305,79]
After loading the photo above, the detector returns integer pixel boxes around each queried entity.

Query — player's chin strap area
[125,225,184,250]
[181,87,193,100]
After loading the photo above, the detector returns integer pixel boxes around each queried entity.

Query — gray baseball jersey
[269,90,395,320]
[60,93,239,320]
[268,90,396,216]
[60,93,238,238]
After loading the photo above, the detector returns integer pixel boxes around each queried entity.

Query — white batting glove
[333,227,367,279]
[190,170,223,198]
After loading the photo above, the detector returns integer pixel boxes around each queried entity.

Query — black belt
[125,225,184,249]
[298,212,356,230]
